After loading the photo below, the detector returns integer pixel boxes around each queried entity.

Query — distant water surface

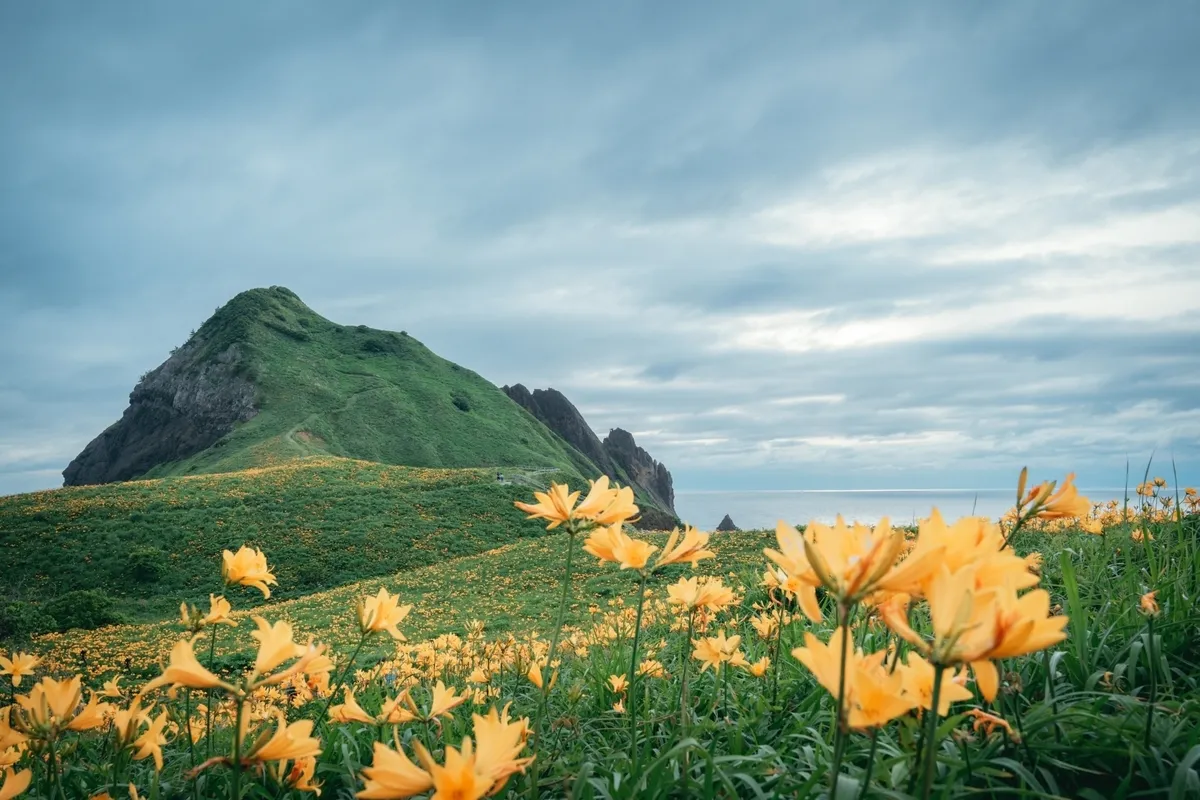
[674,488,1120,531]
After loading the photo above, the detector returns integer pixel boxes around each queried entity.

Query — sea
[673,488,1124,531]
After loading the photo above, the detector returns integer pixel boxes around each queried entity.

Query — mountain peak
[63,288,622,488]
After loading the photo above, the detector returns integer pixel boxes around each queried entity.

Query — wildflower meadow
[1,469,1198,799]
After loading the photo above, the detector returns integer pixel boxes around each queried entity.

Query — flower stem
[316,633,368,724]
[722,660,729,720]
[628,569,650,770]
[681,609,694,797]
[546,529,578,668]
[185,690,199,800]
[529,526,580,800]
[204,625,220,760]
[858,728,880,800]
[231,697,246,800]
[920,664,946,800]
[48,738,68,800]
[771,598,785,709]
[1144,615,1157,749]
[829,605,852,799]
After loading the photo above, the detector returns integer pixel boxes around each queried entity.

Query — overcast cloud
[2,1,1198,495]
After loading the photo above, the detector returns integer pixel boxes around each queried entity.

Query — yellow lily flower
[1140,590,1160,616]
[424,680,468,721]
[142,638,233,694]
[750,613,778,640]
[513,483,581,530]
[745,657,771,678]
[655,525,714,569]
[378,691,419,725]
[583,524,656,570]
[896,653,972,716]
[132,711,170,772]
[357,739,434,799]
[112,696,153,746]
[0,768,31,800]
[283,756,322,794]
[607,674,628,694]
[250,709,322,763]
[767,516,926,613]
[222,546,278,598]
[16,675,82,729]
[792,628,916,729]
[524,662,556,692]
[358,588,413,640]
[0,653,39,688]
[413,738,489,800]
[251,617,306,675]
[691,630,744,672]
[1022,473,1091,520]
[203,595,236,627]
[0,709,26,751]
[470,704,533,794]
[66,693,111,731]
[573,476,639,526]
[329,688,376,725]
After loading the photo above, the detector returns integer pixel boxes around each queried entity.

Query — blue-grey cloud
[2,1,1198,496]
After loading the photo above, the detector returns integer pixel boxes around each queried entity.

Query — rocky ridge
[501,384,677,520]
[63,337,258,486]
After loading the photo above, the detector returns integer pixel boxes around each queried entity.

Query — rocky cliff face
[502,384,677,517]
[62,337,258,486]
[501,385,618,477]
[602,427,675,514]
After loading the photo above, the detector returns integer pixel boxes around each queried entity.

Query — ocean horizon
[674,487,1126,531]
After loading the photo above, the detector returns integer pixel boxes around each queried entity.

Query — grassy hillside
[28,528,774,676]
[0,457,571,633]
[142,287,597,480]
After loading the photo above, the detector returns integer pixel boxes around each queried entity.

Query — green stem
[829,606,852,799]
[1000,514,1027,550]
[627,569,650,770]
[546,529,578,669]
[858,728,880,800]
[771,597,784,709]
[48,738,68,800]
[316,633,369,724]
[231,697,246,800]
[920,665,946,800]
[185,690,198,800]
[205,625,219,760]
[529,527,580,800]
[1144,616,1157,749]
[722,660,730,720]
[681,609,694,798]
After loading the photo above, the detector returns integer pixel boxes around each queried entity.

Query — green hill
[0,457,567,638]
[63,286,598,486]
[28,527,774,677]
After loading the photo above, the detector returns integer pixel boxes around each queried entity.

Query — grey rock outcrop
[502,385,619,478]
[502,384,677,517]
[62,337,258,486]
[716,514,740,532]
[602,427,675,514]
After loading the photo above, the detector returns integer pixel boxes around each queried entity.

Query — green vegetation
[143,287,597,481]
[0,457,569,631]
[29,527,773,675]
[16,498,1200,798]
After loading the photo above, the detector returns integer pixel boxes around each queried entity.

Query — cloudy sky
[2,1,1198,496]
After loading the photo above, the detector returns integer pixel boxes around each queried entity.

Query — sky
[2,1,1199,496]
